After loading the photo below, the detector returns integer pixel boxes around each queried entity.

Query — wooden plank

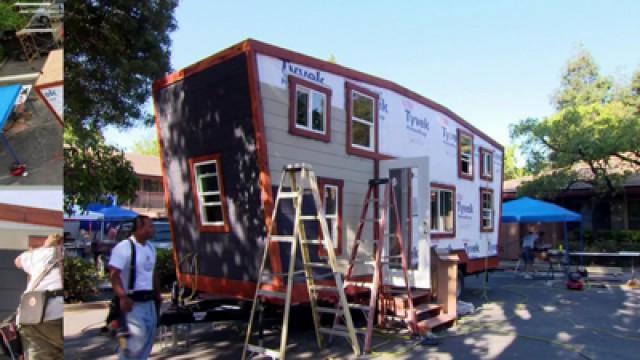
[0,73,40,84]
[36,49,63,87]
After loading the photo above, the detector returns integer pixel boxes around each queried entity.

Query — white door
[379,157,431,289]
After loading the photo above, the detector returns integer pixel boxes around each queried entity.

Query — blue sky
[104,0,640,153]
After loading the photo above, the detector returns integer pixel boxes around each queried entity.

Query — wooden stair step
[382,289,431,301]
[415,303,442,314]
[415,303,442,321]
[417,313,456,333]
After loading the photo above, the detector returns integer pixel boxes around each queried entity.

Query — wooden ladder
[338,178,417,354]
[242,163,360,360]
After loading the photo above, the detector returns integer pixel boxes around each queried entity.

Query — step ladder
[242,164,360,360]
[338,178,417,353]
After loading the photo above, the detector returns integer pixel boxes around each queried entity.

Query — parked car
[151,221,172,250]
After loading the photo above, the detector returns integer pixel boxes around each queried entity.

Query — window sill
[431,232,455,239]
[289,126,330,142]
[199,223,231,233]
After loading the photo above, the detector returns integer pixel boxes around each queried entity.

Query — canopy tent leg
[564,222,569,276]
[579,222,584,267]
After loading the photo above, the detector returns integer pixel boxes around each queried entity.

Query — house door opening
[380,157,431,288]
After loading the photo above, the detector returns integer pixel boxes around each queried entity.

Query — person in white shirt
[108,215,161,360]
[14,233,64,360]
[521,231,539,277]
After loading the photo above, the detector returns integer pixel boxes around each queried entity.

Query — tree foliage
[64,129,139,213]
[64,1,177,211]
[511,48,640,198]
[132,136,160,156]
[65,0,177,129]
[0,2,28,31]
[504,145,529,180]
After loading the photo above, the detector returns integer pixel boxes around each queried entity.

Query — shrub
[0,4,28,32]
[569,229,640,251]
[64,257,99,303]
[156,248,176,291]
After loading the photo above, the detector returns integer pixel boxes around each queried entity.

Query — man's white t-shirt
[18,247,63,322]
[522,233,538,248]
[108,236,156,292]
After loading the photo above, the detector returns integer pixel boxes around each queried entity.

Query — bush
[156,248,176,291]
[64,257,99,303]
[0,4,28,32]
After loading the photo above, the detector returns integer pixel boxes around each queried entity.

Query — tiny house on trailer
[153,39,504,307]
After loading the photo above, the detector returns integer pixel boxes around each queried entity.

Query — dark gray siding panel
[155,54,265,282]
[0,250,27,320]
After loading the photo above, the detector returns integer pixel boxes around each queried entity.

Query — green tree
[504,145,529,180]
[132,136,160,156]
[64,1,177,211]
[64,129,139,213]
[0,2,28,59]
[510,49,640,201]
[0,2,26,30]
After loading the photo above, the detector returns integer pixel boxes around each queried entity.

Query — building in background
[124,153,166,218]
[500,166,640,260]
[0,187,62,319]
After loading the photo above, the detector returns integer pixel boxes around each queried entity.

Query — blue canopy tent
[97,206,139,220]
[0,84,26,174]
[502,197,583,273]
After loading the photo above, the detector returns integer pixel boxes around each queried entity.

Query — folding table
[0,84,27,175]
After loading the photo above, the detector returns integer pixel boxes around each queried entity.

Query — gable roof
[125,153,162,177]
[153,39,503,151]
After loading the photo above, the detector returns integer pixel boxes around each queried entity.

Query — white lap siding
[260,83,375,267]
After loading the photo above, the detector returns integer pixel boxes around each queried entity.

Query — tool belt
[128,291,155,302]
[48,289,64,298]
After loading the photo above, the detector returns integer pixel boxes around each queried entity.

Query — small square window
[189,153,230,232]
[480,188,494,232]
[289,76,332,142]
[430,183,456,238]
[480,148,493,181]
[318,178,343,256]
[346,82,379,158]
[458,129,474,180]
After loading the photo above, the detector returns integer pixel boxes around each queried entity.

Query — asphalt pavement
[64,272,640,359]
[0,57,63,185]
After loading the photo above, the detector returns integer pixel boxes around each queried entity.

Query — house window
[288,75,332,142]
[430,184,455,238]
[458,129,474,180]
[318,178,343,256]
[480,188,494,232]
[142,178,163,193]
[480,148,493,181]
[189,153,230,232]
[346,82,378,158]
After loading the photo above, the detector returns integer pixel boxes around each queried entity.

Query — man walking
[109,215,161,359]
[521,231,539,279]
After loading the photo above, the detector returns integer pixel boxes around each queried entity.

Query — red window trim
[345,81,379,159]
[430,182,456,239]
[480,147,493,181]
[317,177,343,256]
[288,75,332,142]
[188,153,231,233]
[480,187,494,232]
[457,129,474,180]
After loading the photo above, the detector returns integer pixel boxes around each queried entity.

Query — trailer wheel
[456,268,465,298]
